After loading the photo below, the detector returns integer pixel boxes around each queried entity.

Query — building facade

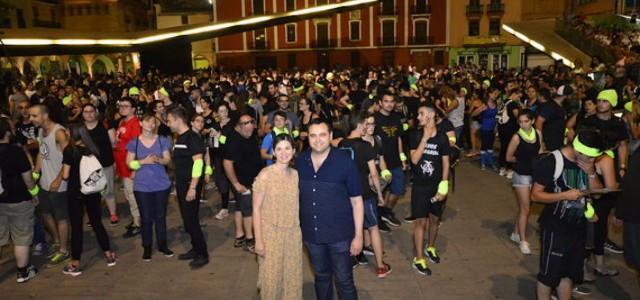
[213,0,448,70]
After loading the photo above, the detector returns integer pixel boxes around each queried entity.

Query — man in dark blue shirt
[297,119,364,300]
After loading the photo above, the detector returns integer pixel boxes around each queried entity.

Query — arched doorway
[68,55,88,75]
[193,55,210,70]
[40,56,63,76]
[93,55,116,74]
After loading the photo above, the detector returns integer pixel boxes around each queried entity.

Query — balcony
[411,4,431,15]
[466,4,484,18]
[486,2,505,16]
[410,36,434,45]
[33,19,62,28]
[158,0,211,13]
[378,37,401,46]
[463,35,505,47]
[311,39,333,49]
[379,7,396,16]
[248,40,271,50]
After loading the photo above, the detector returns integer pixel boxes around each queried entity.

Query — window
[435,50,445,65]
[181,15,189,25]
[286,0,295,11]
[351,52,360,67]
[381,0,394,14]
[382,20,395,45]
[254,28,266,49]
[316,23,329,47]
[288,54,296,69]
[253,0,264,15]
[350,21,360,41]
[468,20,479,36]
[32,6,39,19]
[489,19,501,35]
[414,20,428,44]
[286,23,296,43]
[17,9,26,28]
[415,0,427,14]
[316,0,327,5]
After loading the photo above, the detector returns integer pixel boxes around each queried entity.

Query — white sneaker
[506,170,513,179]
[519,241,532,255]
[499,168,506,176]
[510,232,520,244]
[215,208,229,220]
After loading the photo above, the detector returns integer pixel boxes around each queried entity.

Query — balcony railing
[486,2,505,15]
[379,7,397,16]
[248,40,270,50]
[33,19,62,28]
[378,37,401,46]
[466,4,484,17]
[311,39,333,49]
[554,18,616,64]
[411,4,431,15]
[410,36,434,45]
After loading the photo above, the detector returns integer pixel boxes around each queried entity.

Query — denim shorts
[511,172,533,187]
[363,198,378,229]
[389,167,406,196]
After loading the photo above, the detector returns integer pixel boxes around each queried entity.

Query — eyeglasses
[238,120,255,126]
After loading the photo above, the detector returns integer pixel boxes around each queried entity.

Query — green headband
[293,85,304,92]
[573,136,602,157]
[159,87,169,97]
[315,82,325,89]
[625,101,633,113]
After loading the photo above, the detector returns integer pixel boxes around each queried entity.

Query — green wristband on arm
[205,165,214,176]
[29,185,40,197]
[128,160,141,170]
[380,169,392,181]
[584,202,595,219]
[438,180,449,196]
[192,159,204,178]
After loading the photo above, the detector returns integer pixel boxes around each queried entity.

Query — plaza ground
[1,160,638,299]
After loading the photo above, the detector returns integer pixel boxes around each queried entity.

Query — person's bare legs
[427,214,439,247]
[243,217,253,239]
[369,226,384,267]
[42,214,60,245]
[57,220,69,253]
[556,278,573,300]
[14,245,30,268]
[104,194,117,218]
[413,218,428,259]
[234,211,244,238]
[514,187,531,242]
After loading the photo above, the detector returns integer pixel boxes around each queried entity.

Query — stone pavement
[1,161,638,299]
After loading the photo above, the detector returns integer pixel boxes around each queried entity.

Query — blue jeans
[134,189,170,248]
[304,240,358,300]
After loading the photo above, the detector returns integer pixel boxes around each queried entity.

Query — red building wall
[214,0,448,70]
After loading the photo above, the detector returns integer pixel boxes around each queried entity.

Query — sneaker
[480,164,487,171]
[362,246,375,256]
[355,252,368,265]
[49,251,70,265]
[351,257,360,269]
[215,208,229,220]
[403,215,416,224]
[32,243,44,256]
[47,242,60,258]
[594,266,619,277]
[123,226,141,238]
[381,212,401,227]
[424,246,440,264]
[189,256,209,269]
[234,236,246,248]
[105,252,117,267]
[604,240,624,254]
[199,198,208,204]
[519,241,532,255]
[178,249,197,261]
[16,265,38,283]
[506,170,513,179]
[143,247,152,262]
[377,262,392,279]
[62,264,82,277]
[244,238,255,252]
[572,285,592,296]
[509,232,521,244]
[125,222,134,230]
[412,257,432,276]
[110,215,119,226]
[499,168,506,176]
[378,220,391,233]
[159,247,174,258]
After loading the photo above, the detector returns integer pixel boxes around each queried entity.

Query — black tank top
[514,131,541,176]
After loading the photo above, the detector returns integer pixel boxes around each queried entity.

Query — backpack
[79,153,107,195]
[550,150,588,227]
[496,99,513,125]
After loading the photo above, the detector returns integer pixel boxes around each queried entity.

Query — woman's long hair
[68,123,101,158]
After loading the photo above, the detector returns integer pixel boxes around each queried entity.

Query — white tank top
[449,96,465,128]
[39,123,67,192]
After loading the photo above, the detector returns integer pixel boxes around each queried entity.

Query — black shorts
[411,185,444,219]
[232,189,253,217]
[537,228,585,288]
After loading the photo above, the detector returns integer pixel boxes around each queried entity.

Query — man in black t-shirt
[223,113,263,251]
[531,130,603,300]
[497,90,521,178]
[339,113,391,278]
[0,118,40,283]
[536,89,566,151]
[408,103,450,277]
[14,99,39,160]
[167,107,209,269]
[374,93,406,227]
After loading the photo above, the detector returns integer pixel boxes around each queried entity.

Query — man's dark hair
[273,110,288,121]
[307,118,332,132]
[119,96,136,107]
[167,106,189,124]
[575,128,604,152]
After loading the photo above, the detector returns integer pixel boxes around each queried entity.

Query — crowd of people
[0,59,639,300]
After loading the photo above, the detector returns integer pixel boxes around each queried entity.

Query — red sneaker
[110,215,119,226]
[377,262,392,278]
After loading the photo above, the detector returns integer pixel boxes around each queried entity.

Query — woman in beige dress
[253,134,302,300]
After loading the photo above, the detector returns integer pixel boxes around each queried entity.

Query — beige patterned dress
[253,165,303,300]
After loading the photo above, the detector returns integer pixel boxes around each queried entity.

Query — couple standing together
[253,118,364,300]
